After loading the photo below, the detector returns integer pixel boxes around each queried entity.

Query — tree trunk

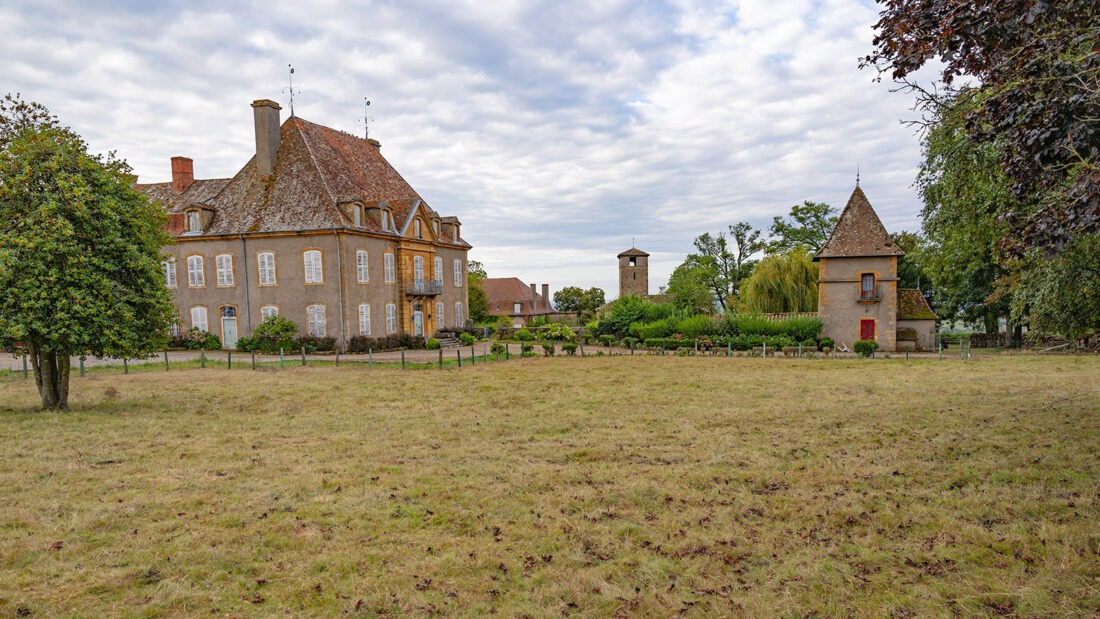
[27,341,70,410]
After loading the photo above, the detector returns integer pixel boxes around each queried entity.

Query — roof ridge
[292,117,338,206]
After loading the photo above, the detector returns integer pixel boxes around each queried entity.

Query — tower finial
[856,163,861,187]
[283,64,300,117]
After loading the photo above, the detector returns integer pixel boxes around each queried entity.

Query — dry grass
[1,356,1098,617]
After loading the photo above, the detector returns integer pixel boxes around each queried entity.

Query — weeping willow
[740,248,818,313]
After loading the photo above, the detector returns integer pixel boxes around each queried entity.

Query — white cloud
[0,0,933,297]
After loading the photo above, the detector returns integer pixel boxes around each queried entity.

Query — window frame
[358,303,371,336]
[356,250,369,283]
[257,251,277,286]
[186,254,205,288]
[162,258,177,289]
[303,249,324,284]
[385,303,397,334]
[434,256,443,286]
[215,253,235,288]
[455,302,464,327]
[384,252,395,284]
[453,259,463,287]
[190,306,209,332]
[260,305,279,321]
[306,304,327,337]
[436,302,444,329]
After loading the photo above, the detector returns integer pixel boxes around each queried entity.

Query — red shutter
[860,319,876,340]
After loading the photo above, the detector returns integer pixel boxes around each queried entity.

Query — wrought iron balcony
[406,280,443,296]
[858,284,882,303]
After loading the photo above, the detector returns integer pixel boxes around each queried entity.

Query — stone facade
[814,187,907,352]
[618,247,649,298]
[139,100,471,351]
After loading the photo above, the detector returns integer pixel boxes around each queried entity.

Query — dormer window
[414,219,421,238]
[186,210,202,234]
[433,220,440,237]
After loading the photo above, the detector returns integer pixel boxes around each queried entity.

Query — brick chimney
[530,283,537,313]
[251,99,282,177]
[542,284,550,311]
[171,156,193,193]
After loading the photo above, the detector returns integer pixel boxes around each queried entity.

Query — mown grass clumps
[0,356,1096,617]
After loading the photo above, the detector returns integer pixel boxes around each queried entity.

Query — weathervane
[359,97,373,139]
[283,64,300,117]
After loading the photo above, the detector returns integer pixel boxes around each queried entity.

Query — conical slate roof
[814,186,904,261]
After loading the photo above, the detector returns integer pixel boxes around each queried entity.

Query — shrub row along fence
[3,337,989,381]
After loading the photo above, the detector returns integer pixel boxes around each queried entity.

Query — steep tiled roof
[483,277,553,315]
[617,247,649,258]
[814,186,904,260]
[897,289,938,320]
[137,115,468,247]
[135,178,230,214]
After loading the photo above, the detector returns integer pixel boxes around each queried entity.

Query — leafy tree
[0,94,175,409]
[675,222,764,312]
[913,91,1020,336]
[767,201,838,254]
[728,221,765,289]
[596,295,652,337]
[552,286,605,316]
[466,260,490,323]
[891,231,929,291]
[665,261,714,314]
[863,0,1099,254]
[739,248,818,313]
[1012,234,1100,341]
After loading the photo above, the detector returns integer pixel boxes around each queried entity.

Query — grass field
[1,356,1098,617]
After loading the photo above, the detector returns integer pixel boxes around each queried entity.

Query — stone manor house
[137,99,471,351]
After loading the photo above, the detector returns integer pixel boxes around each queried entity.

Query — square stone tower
[618,247,650,298]
[814,186,905,351]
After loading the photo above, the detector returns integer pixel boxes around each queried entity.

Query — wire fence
[4,336,1043,381]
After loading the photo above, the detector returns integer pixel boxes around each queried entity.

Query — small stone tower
[814,186,905,351]
[618,247,650,298]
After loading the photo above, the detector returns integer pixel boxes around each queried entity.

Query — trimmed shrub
[818,337,835,351]
[235,336,259,352]
[854,339,879,357]
[633,318,674,341]
[621,336,639,349]
[513,329,535,341]
[541,342,555,356]
[295,336,335,352]
[562,342,578,356]
[674,315,713,339]
[490,342,506,355]
[458,332,478,345]
[599,334,615,346]
[425,338,441,350]
[520,342,534,354]
[347,334,425,353]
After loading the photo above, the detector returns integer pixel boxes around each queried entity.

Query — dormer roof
[814,186,903,261]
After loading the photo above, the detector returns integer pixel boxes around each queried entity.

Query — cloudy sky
[1,0,934,297]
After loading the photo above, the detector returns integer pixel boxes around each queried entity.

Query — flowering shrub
[540,323,575,341]
[182,328,221,350]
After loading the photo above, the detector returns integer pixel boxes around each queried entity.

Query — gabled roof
[136,115,469,247]
[482,277,554,315]
[618,247,649,258]
[814,186,903,261]
[897,289,938,320]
